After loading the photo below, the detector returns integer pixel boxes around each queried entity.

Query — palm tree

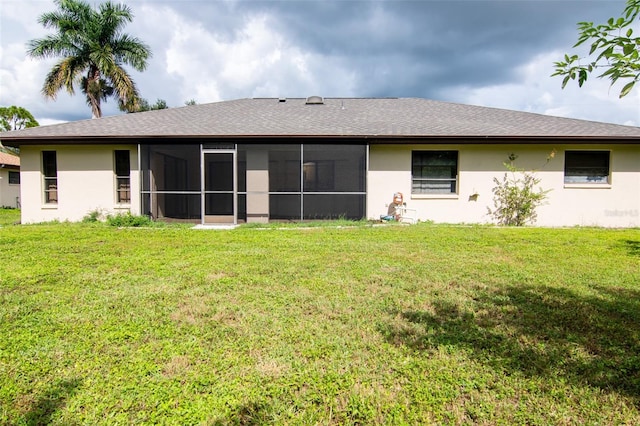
[27,0,152,118]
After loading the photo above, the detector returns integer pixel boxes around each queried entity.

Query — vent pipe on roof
[305,96,324,105]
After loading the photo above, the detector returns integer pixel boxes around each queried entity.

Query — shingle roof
[2,97,640,144]
[0,151,20,167]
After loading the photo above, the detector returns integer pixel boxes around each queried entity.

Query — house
[1,97,639,227]
[0,151,20,209]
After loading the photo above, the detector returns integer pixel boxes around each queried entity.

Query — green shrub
[82,209,104,223]
[487,152,554,226]
[106,212,152,227]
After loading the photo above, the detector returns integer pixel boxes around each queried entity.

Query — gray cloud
[1,0,636,125]
[176,0,626,100]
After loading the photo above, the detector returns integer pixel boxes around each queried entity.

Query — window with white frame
[564,151,610,184]
[42,151,58,204]
[115,150,131,203]
[412,151,458,194]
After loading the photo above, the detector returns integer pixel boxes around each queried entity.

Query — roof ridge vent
[305,96,324,105]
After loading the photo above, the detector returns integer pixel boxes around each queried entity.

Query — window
[412,151,458,194]
[115,150,131,203]
[564,151,610,184]
[8,171,20,185]
[42,151,58,204]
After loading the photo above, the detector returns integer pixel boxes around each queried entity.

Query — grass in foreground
[0,208,20,227]
[0,221,639,424]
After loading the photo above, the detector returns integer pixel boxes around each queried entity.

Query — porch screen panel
[159,194,201,219]
[141,145,151,192]
[205,193,234,215]
[142,193,151,218]
[302,145,366,219]
[237,143,366,221]
[236,148,247,222]
[303,194,365,220]
[303,145,366,192]
[140,144,201,220]
[268,145,301,192]
[237,149,247,193]
[237,194,247,221]
[267,145,301,220]
[141,144,200,191]
[270,194,301,220]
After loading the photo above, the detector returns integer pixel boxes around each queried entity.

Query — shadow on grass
[213,401,272,425]
[380,285,640,399]
[22,378,80,425]
[624,240,640,257]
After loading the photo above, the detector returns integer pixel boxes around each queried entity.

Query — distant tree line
[0,105,39,154]
[132,98,198,113]
[0,106,39,132]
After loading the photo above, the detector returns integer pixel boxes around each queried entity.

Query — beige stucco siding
[368,144,640,227]
[545,145,640,227]
[0,168,21,208]
[19,145,139,223]
[15,142,640,226]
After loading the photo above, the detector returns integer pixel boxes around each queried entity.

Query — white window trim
[563,183,612,190]
[42,151,58,206]
[411,194,459,200]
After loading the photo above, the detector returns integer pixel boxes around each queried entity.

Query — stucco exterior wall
[0,168,21,208]
[15,142,640,226]
[19,145,140,223]
[368,144,640,227]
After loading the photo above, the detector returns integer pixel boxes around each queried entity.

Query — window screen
[115,150,131,203]
[412,151,458,194]
[42,151,57,204]
[564,151,610,184]
[8,171,20,185]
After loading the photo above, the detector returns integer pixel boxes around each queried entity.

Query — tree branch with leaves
[553,0,640,98]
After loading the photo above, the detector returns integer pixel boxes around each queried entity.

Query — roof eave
[2,133,640,147]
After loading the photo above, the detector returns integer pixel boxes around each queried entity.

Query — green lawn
[1,219,639,424]
[0,208,20,227]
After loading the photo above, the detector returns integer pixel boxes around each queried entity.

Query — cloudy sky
[1,0,639,127]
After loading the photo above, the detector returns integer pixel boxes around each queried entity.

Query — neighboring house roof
[0,151,20,167]
[2,97,640,145]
